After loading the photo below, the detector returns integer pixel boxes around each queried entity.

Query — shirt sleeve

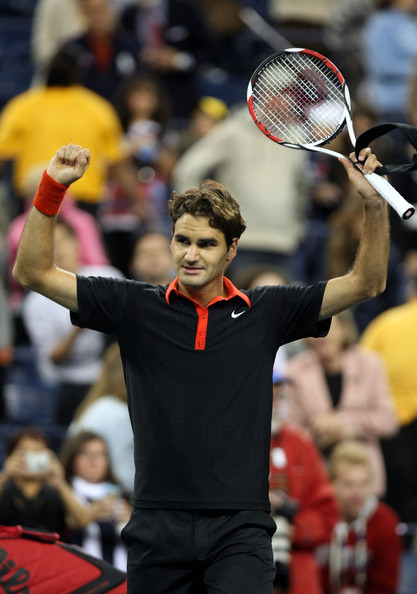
[70,274,127,335]
[272,281,331,344]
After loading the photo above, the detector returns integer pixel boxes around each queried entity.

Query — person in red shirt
[270,373,339,594]
[317,440,402,594]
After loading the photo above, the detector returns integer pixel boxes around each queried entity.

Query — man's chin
[179,276,203,288]
[178,270,205,284]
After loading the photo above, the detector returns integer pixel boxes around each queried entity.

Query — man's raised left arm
[319,148,389,320]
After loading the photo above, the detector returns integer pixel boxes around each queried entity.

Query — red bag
[0,525,127,593]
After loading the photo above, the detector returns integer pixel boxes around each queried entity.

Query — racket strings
[252,54,345,145]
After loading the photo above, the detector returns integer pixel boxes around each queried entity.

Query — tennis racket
[247,47,415,220]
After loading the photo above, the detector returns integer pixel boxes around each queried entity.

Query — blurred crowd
[0,0,417,592]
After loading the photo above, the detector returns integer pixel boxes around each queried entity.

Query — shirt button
[201,314,207,319]
[200,331,204,336]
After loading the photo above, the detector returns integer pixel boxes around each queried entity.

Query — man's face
[333,462,372,522]
[170,214,237,296]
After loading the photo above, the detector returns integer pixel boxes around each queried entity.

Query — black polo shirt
[71,276,330,511]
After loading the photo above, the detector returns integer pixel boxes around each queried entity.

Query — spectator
[269,373,339,594]
[119,0,214,123]
[6,164,109,344]
[199,0,274,106]
[0,427,90,537]
[286,309,399,496]
[31,0,134,79]
[60,430,131,570]
[99,72,178,274]
[324,0,375,96]
[172,104,311,280]
[61,0,141,106]
[360,265,417,542]
[0,46,150,221]
[178,95,228,155]
[21,219,122,426]
[129,230,174,285]
[360,0,417,123]
[69,342,134,495]
[31,0,87,78]
[317,440,402,594]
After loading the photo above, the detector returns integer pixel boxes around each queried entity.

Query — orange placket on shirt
[194,305,209,350]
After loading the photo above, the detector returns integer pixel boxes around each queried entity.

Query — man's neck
[178,279,226,308]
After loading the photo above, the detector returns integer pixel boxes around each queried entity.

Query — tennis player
[14,143,388,593]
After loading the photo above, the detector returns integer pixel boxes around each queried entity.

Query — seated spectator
[21,219,122,426]
[200,0,274,106]
[31,0,87,79]
[60,430,131,570]
[285,309,399,496]
[316,440,402,594]
[119,0,214,123]
[0,46,150,221]
[129,230,174,285]
[61,0,141,106]
[69,342,134,495]
[269,373,339,594]
[99,72,179,273]
[361,0,417,124]
[178,96,228,155]
[0,427,90,538]
[324,0,375,96]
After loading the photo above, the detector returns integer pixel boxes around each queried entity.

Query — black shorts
[121,508,276,594]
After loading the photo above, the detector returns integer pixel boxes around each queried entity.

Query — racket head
[247,48,349,149]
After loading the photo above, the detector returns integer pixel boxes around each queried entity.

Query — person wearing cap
[178,95,229,154]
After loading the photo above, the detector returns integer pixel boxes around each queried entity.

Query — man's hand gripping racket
[247,47,415,220]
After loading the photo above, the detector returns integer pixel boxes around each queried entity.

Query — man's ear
[226,238,239,263]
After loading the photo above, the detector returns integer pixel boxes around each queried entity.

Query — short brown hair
[168,179,246,247]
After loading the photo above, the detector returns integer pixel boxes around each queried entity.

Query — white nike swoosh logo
[231,309,245,319]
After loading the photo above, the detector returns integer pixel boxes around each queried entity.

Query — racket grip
[364,172,415,220]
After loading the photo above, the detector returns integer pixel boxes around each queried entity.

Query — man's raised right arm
[13,144,91,313]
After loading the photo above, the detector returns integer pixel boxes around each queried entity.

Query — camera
[25,450,51,473]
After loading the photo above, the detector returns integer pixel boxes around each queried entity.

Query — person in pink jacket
[285,309,399,496]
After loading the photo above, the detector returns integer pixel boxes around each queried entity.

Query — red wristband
[33,170,68,216]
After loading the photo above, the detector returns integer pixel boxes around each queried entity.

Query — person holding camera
[270,374,339,594]
[60,430,131,571]
[0,427,92,537]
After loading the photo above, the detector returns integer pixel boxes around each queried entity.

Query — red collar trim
[165,277,251,308]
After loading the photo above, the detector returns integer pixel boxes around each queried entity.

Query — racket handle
[364,172,415,220]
